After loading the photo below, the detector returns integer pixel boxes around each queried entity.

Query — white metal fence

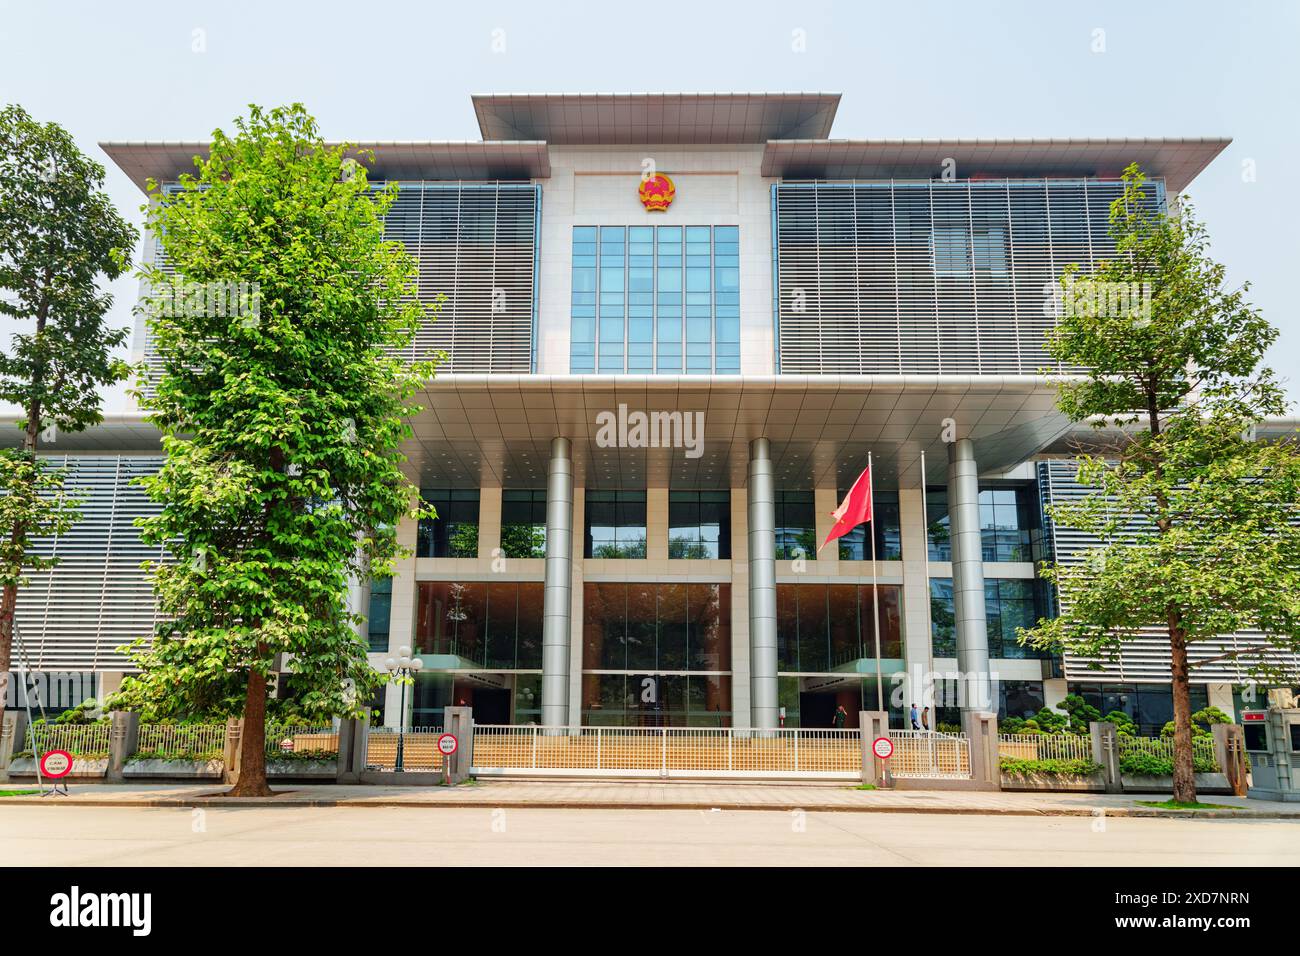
[265,725,339,759]
[471,725,907,780]
[998,733,1094,763]
[364,727,445,771]
[25,723,112,757]
[887,730,972,779]
[136,723,227,760]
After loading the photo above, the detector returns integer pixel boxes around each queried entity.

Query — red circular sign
[437,733,458,756]
[40,749,73,779]
[871,736,894,760]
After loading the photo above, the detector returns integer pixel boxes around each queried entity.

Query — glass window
[584,490,647,558]
[776,583,903,671]
[774,490,816,560]
[415,581,544,670]
[417,489,479,558]
[366,577,392,652]
[572,224,738,374]
[668,490,730,559]
[930,577,1052,659]
[997,680,1045,721]
[501,489,547,559]
[926,484,1039,562]
[838,488,902,561]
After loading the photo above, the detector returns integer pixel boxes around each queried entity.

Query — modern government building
[5,92,1290,735]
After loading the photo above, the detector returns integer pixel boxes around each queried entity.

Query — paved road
[5,805,1297,866]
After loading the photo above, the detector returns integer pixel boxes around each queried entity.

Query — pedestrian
[832,704,847,729]
[922,706,930,731]
[910,702,920,729]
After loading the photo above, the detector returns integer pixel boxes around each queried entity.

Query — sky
[1,0,1297,409]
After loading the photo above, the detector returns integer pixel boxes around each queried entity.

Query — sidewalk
[2,780,1297,818]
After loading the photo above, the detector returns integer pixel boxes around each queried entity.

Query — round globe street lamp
[384,647,423,771]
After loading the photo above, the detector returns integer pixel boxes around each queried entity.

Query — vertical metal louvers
[1038,459,1286,683]
[773,179,1163,375]
[15,456,165,671]
[142,181,540,383]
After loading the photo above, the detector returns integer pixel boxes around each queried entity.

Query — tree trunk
[226,667,273,797]
[1168,613,1198,804]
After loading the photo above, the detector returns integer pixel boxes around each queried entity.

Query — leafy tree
[1057,693,1101,735]
[1160,705,1231,739]
[112,104,436,796]
[1022,163,1300,803]
[1103,710,1138,737]
[0,106,137,709]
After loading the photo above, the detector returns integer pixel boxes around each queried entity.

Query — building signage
[638,174,675,212]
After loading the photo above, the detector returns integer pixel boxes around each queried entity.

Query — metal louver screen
[773,179,1164,375]
[1038,460,1291,683]
[142,181,540,384]
[14,456,165,671]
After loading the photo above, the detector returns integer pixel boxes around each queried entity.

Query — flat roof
[100,140,552,193]
[762,138,1232,193]
[472,92,841,145]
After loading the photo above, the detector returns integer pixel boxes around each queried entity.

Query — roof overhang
[761,138,1232,193]
[405,374,1078,489]
[473,92,841,145]
[100,140,551,193]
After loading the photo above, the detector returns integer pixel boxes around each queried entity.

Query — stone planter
[267,759,337,779]
[1001,770,1107,792]
[7,756,109,779]
[123,758,224,779]
[1120,771,1232,795]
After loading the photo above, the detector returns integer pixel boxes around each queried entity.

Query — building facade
[6,93,1273,735]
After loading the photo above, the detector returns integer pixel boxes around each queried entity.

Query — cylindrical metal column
[947,438,992,711]
[541,436,574,728]
[747,437,779,730]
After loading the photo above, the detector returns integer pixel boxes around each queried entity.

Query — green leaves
[1022,163,1300,687]
[117,104,440,723]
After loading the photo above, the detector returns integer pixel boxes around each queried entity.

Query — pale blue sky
[2,0,1296,407]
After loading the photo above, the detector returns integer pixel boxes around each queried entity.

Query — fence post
[1090,721,1121,793]
[335,717,359,784]
[442,706,473,784]
[1212,722,1247,797]
[106,711,140,784]
[223,716,244,785]
[0,711,19,782]
[858,710,889,787]
[961,711,1001,790]
[348,712,370,781]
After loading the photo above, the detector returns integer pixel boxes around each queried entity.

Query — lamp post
[384,646,423,772]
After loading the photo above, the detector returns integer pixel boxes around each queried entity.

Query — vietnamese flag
[818,465,873,552]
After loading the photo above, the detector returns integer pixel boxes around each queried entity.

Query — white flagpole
[868,451,883,717]
[921,448,935,731]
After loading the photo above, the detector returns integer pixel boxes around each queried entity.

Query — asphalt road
[5,805,1298,866]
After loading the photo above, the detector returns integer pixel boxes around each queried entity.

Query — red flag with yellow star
[818,465,872,552]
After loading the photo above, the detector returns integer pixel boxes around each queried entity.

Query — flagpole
[920,448,935,729]
[868,451,883,716]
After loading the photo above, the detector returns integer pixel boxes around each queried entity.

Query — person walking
[921,706,930,731]
[832,704,848,729]
[910,702,920,730]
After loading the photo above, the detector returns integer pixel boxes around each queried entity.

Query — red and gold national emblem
[638,174,675,212]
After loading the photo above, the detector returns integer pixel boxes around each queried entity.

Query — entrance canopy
[404,373,1076,489]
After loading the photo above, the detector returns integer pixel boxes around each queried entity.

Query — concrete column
[1208,682,1235,719]
[1043,677,1069,711]
[858,710,890,787]
[961,710,1001,790]
[442,705,474,783]
[646,487,669,561]
[1090,721,1122,793]
[748,438,779,730]
[542,437,574,728]
[948,439,991,711]
[813,487,839,566]
[479,485,503,560]
[567,487,585,730]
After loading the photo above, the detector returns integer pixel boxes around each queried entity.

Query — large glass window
[774,490,816,560]
[927,483,1039,562]
[929,577,1051,659]
[570,224,739,374]
[775,584,903,671]
[500,489,547,559]
[837,488,903,561]
[415,581,543,670]
[584,490,647,558]
[668,490,731,559]
[581,582,732,727]
[1070,683,1210,737]
[366,578,392,652]
[417,489,480,558]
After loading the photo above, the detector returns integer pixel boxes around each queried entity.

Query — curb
[1,795,1297,819]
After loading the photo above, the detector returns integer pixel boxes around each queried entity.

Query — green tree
[112,104,436,796]
[1022,163,1300,803]
[0,105,137,708]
